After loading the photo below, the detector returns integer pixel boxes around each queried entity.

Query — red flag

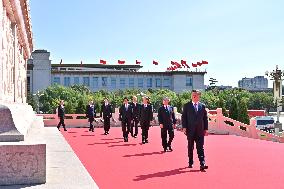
[192,63,197,67]
[153,60,158,65]
[181,60,190,68]
[118,60,125,64]
[202,60,208,64]
[136,60,141,64]
[100,59,106,64]
[197,62,202,66]
[170,61,181,68]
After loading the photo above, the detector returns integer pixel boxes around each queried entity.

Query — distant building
[27,50,207,94]
[238,76,268,91]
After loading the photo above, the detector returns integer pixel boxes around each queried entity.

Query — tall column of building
[30,50,51,94]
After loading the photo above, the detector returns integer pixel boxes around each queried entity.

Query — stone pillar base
[0,103,46,186]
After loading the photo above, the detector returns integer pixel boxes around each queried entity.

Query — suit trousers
[187,135,205,165]
[104,117,110,132]
[88,118,94,131]
[131,117,139,136]
[122,119,131,138]
[57,117,66,129]
[161,127,174,149]
[140,121,150,139]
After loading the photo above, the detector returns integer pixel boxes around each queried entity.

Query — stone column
[0,0,3,102]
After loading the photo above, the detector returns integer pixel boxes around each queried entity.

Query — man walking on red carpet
[100,98,112,135]
[158,97,176,152]
[86,100,96,132]
[139,96,153,144]
[182,90,209,171]
[119,97,133,142]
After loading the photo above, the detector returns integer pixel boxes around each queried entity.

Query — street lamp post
[265,65,284,132]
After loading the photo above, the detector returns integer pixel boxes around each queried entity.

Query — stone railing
[206,108,284,143]
[38,112,159,128]
[38,108,284,143]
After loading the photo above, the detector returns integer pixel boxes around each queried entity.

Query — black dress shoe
[168,146,173,152]
[104,132,107,135]
[200,164,208,171]
[134,135,137,138]
[188,164,193,168]
[92,129,94,132]
[142,140,146,144]
[124,138,127,142]
[163,148,167,152]
[57,126,60,131]
[64,129,67,131]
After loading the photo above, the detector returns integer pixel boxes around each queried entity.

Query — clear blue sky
[29,0,284,87]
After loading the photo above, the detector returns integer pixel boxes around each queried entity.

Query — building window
[147,78,152,88]
[186,76,193,87]
[53,77,60,85]
[138,78,143,88]
[102,77,108,87]
[64,77,71,86]
[93,77,98,88]
[83,77,90,86]
[163,78,171,88]
[120,78,126,88]
[129,78,134,88]
[155,78,161,87]
[111,78,116,88]
[74,77,80,85]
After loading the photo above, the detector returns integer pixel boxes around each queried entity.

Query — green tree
[217,98,228,117]
[229,98,239,120]
[238,98,250,124]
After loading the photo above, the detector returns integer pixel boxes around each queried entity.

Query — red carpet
[61,127,284,189]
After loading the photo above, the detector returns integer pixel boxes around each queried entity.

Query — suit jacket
[86,105,96,119]
[119,104,133,123]
[140,104,153,124]
[100,104,112,119]
[182,101,208,137]
[130,102,141,120]
[57,105,65,118]
[158,105,176,129]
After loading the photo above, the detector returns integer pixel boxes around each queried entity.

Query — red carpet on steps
[61,127,284,189]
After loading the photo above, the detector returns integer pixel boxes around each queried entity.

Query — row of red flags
[167,60,208,71]
[59,59,208,69]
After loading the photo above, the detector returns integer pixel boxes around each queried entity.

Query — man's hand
[160,124,163,128]
[183,128,186,135]
[204,130,209,136]
[173,124,176,129]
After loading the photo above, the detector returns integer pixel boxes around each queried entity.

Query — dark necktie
[194,103,198,112]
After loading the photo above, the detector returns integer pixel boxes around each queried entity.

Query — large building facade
[0,0,33,103]
[27,50,206,94]
[238,76,269,91]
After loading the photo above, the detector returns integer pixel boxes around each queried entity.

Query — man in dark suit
[158,97,176,152]
[140,96,153,144]
[57,100,67,131]
[130,96,140,138]
[100,98,112,135]
[182,90,209,171]
[86,100,96,132]
[119,97,133,142]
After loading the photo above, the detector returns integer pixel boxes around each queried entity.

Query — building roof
[51,64,143,69]
[51,70,207,75]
